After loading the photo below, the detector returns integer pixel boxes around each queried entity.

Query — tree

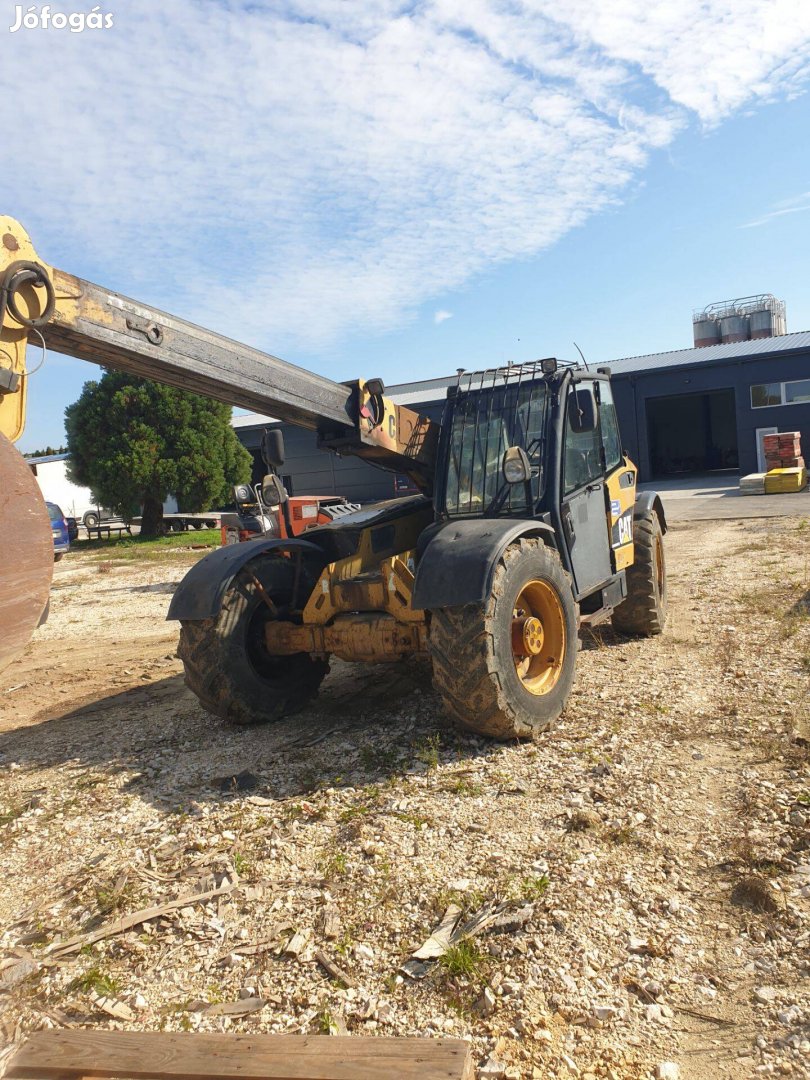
[65,372,253,536]
[24,445,67,458]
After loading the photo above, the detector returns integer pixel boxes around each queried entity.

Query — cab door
[560,382,612,597]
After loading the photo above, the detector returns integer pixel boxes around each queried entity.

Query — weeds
[518,874,550,901]
[69,966,121,997]
[334,930,355,959]
[606,824,642,847]
[233,852,252,877]
[318,1007,337,1034]
[319,850,348,880]
[94,882,137,916]
[0,802,24,827]
[447,778,484,797]
[439,940,485,980]
[413,733,441,770]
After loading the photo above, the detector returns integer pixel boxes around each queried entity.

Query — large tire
[177,557,328,725]
[84,511,99,529]
[428,539,578,739]
[612,512,667,636]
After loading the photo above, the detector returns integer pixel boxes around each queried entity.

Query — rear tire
[177,557,328,725]
[612,513,667,636]
[428,539,578,739]
[84,512,99,529]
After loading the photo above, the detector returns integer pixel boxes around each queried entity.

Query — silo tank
[719,314,749,343]
[749,308,775,339]
[693,318,721,347]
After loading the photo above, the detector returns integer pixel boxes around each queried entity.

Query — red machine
[220,488,360,545]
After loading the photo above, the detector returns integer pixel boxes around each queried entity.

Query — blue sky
[2,0,810,451]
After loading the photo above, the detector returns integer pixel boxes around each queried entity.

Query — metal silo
[749,296,787,339]
[693,317,721,347]
[749,308,775,339]
[719,313,749,343]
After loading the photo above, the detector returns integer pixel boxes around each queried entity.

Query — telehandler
[0,217,666,738]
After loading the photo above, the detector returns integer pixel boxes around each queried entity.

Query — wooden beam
[7,1031,475,1080]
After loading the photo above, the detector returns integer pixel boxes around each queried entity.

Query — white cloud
[740,190,810,228]
[0,1,808,353]
[434,310,454,324]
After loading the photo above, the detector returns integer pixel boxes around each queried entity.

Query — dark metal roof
[607,330,810,377]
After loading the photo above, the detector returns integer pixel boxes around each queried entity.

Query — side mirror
[502,445,531,484]
[261,474,287,507]
[568,388,597,434]
[261,429,285,469]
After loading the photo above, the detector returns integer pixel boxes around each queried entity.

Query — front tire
[84,512,99,529]
[612,512,667,636]
[428,539,578,739]
[177,557,328,725]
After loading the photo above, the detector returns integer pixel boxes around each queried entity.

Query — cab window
[564,384,603,494]
[599,382,622,471]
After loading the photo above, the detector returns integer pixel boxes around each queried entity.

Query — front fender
[167,538,324,622]
[634,491,667,534]
[412,519,556,611]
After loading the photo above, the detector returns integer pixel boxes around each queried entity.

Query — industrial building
[609,297,809,480]
[233,295,810,493]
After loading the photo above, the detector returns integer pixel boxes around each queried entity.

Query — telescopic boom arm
[0,217,438,489]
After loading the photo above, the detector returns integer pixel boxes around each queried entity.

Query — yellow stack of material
[764,467,808,494]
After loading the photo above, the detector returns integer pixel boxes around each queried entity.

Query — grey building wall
[611,348,810,481]
[234,341,810,496]
[236,400,446,502]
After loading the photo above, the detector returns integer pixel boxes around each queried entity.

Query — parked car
[65,516,79,542]
[46,501,70,561]
[81,506,121,530]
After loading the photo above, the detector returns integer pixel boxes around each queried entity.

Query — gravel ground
[0,517,808,1079]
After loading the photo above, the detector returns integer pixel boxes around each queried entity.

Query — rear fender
[634,492,667,534]
[412,519,557,611]
[167,538,325,622]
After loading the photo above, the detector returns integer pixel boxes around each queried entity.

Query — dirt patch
[1,518,808,1078]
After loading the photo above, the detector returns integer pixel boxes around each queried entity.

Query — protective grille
[443,362,553,517]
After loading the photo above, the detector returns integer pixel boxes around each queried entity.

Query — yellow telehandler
[0,217,666,737]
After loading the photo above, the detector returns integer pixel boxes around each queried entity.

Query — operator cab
[435,359,638,607]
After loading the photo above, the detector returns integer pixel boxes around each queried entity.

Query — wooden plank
[7,1032,475,1080]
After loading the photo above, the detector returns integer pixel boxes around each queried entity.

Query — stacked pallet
[763,431,804,471]
[762,431,808,494]
[739,472,767,495]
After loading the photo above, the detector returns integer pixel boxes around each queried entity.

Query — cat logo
[612,507,633,548]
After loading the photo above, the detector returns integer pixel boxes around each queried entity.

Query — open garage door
[646,389,738,478]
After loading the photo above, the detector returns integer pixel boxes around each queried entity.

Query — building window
[785,379,810,405]
[751,379,810,408]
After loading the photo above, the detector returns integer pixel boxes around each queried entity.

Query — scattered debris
[314,950,355,988]
[88,989,136,1022]
[730,875,780,913]
[46,884,237,957]
[213,770,261,794]
[203,998,267,1017]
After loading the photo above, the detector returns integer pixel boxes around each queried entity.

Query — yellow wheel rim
[511,579,566,696]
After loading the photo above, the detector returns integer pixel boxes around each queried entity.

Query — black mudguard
[167,538,324,622]
[412,519,557,611]
[633,491,667,533]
